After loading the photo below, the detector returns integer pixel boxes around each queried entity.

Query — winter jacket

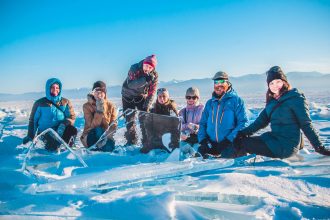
[198,88,248,143]
[179,104,204,134]
[27,78,76,139]
[121,60,158,110]
[241,88,322,158]
[150,99,179,116]
[81,94,117,147]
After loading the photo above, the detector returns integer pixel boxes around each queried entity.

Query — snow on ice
[0,99,329,219]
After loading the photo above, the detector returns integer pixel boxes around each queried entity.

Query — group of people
[22,54,330,158]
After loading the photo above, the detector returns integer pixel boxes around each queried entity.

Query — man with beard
[22,78,77,151]
[197,71,248,158]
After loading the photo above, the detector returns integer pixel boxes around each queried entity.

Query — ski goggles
[186,96,198,100]
[214,79,227,85]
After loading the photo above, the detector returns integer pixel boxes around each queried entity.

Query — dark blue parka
[241,88,322,158]
[27,78,76,139]
[198,88,249,143]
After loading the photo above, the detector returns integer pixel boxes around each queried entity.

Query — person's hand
[145,73,154,82]
[314,146,330,156]
[57,123,66,137]
[188,123,198,133]
[181,133,189,141]
[187,122,196,130]
[198,139,209,158]
[22,136,32,145]
[218,138,232,148]
[236,131,246,140]
[96,99,105,113]
[143,101,150,112]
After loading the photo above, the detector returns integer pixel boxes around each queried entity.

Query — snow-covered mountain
[1,71,329,101]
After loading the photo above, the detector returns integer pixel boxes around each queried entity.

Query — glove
[143,98,151,112]
[236,131,250,140]
[96,99,105,113]
[145,73,154,82]
[234,131,250,150]
[22,136,32,145]
[198,139,210,158]
[218,138,232,149]
[57,123,66,137]
[314,146,330,156]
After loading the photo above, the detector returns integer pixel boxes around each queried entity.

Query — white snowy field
[0,98,330,219]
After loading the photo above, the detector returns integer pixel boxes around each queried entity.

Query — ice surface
[0,99,330,219]
[34,159,234,193]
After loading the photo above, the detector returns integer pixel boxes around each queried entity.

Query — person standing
[121,54,158,145]
[198,71,248,158]
[235,66,330,158]
[22,78,77,151]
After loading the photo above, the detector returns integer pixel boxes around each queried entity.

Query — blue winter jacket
[198,88,248,143]
[27,78,76,138]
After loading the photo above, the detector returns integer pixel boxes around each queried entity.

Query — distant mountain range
[1,71,329,102]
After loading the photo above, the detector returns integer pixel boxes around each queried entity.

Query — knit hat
[143,55,158,68]
[185,87,200,98]
[92,81,107,93]
[212,71,229,80]
[266,66,287,85]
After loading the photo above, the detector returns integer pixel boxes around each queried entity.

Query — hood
[45,78,62,104]
[278,88,303,102]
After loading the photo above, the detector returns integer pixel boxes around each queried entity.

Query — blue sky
[1,0,330,94]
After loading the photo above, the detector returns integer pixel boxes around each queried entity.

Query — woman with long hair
[234,66,330,158]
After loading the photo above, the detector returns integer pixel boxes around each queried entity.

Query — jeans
[87,127,115,152]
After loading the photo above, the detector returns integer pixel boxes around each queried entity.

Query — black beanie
[266,66,287,85]
[92,81,107,93]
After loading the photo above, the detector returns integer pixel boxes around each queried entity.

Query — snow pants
[235,136,275,158]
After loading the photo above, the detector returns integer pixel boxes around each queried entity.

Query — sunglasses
[214,79,227,85]
[186,96,198,100]
[157,88,168,95]
[93,87,106,93]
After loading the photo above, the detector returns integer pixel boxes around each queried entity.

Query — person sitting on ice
[179,87,204,147]
[22,78,77,151]
[150,88,179,116]
[198,71,249,158]
[140,88,180,154]
[80,81,117,151]
[234,66,330,158]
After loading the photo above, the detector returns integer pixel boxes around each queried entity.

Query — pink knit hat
[143,54,158,68]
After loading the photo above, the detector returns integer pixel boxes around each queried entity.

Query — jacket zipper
[215,103,220,142]
[220,109,225,124]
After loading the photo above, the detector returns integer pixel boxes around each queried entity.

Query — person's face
[213,79,229,96]
[143,63,154,74]
[157,93,169,104]
[269,79,284,95]
[50,83,60,97]
[186,95,198,105]
[93,89,106,100]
